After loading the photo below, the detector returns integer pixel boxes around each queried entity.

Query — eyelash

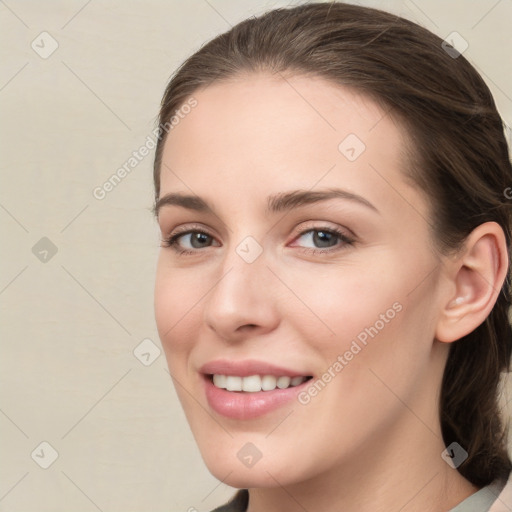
[161,224,355,256]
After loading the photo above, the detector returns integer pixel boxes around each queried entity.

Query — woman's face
[154,74,449,487]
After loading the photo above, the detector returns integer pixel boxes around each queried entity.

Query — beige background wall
[1,1,511,511]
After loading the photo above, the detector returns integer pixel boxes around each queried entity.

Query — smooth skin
[154,73,508,512]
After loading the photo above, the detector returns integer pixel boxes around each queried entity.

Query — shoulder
[210,490,249,512]
[489,471,512,512]
[209,478,512,512]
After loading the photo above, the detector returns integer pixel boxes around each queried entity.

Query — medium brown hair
[153,2,512,486]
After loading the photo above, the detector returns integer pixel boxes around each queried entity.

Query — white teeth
[212,374,308,392]
[290,376,304,386]
[225,376,243,391]
[242,375,261,392]
[261,375,277,391]
[213,374,227,388]
[276,376,291,389]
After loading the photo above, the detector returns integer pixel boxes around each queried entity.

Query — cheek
[154,258,205,365]
[328,280,438,420]
[283,254,436,394]
[280,258,406,349]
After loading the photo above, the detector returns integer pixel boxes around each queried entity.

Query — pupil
[314,231,335,248]
[192,233,210,248]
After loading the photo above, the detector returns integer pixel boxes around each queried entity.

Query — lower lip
[203,376,311,420]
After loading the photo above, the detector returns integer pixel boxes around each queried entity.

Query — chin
[198,438,310,489]
[205,461,294,489]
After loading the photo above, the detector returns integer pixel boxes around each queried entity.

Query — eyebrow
[153,188,379,217]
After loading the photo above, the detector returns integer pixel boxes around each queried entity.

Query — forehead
[165,73,399,152]
[162,73,405,163]
[158,73,422,220]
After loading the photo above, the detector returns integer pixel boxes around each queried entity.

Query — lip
[200,359,312,420]
[200,359,308,378]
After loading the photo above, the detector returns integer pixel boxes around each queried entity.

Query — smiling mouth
[209,374,313,392]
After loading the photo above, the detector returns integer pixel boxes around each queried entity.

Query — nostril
[238,324,258,331]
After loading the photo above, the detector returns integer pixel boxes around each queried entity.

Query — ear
[436,222,509,343]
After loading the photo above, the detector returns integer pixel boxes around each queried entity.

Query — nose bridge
[211,236,267,308]
[219,230,268,284]
[203,234,277,337]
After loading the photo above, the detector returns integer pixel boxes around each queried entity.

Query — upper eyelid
[167,223,215,237]
[167,222,347,238]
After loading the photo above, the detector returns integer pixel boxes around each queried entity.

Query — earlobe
[436,222,508,344]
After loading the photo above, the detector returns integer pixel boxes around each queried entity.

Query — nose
[203,246,280,342]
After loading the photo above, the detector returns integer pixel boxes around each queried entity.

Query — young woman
[152,3,512,511]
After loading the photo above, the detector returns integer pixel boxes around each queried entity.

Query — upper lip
[200,359,310,378]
